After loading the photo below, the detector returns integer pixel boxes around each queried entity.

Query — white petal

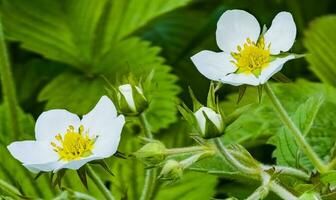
[219,73,260,86]
[118,84,136,111]
[81,96,118,138]
[35,109,80,141]
[7,141,58,164]
[53,156,100,171]
[264,12,296,55]
[259,55,295,84]
[216,9,260,53]
[191,50,237,81]
[194,107,222,133]
[24,161,63,172]
[92,115,125,157]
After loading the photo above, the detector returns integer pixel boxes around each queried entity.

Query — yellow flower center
[231,37,270,76]
[51,125,95,161]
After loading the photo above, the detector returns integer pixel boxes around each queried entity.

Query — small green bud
[133,141,166,166]
[194,106,224,139]
[158,160,183,182]
[118,84,148,115]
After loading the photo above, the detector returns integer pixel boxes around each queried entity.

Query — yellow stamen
[231,36,270,76]
[51,125,95,161]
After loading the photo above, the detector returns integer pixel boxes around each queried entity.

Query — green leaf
[304,15,336,86]
[39,38,180,132]
[269,95,329,170]
[1,0,192,67]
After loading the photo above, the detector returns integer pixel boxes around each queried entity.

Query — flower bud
[158,160,183,182]
[194,106,224,139]
[118,84,148,115]
[133,141,166,166]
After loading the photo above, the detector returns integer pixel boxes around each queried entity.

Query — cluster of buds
[179,82,250,139]
[106,73,151,116]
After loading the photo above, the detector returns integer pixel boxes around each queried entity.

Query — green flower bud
[118,84,148,115]
[194,106,224,139]
[133,141,166,166]
[158,160,183,182]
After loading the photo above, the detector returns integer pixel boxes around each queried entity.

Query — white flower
[191,10,296,86]
[194,107,223,135]
[7,96,125,173]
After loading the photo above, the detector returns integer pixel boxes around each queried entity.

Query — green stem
[86,165,115,200]
[264,83,327,173]
[0,17,22,139]
[213,137,258,174]
[262,165,310,181]
[0,179,22,200]
[166,146,207,155]
[139,113,157,200]
[261,172,298,200]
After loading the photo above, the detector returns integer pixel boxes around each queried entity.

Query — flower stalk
[86,165,116,200]
[139,113,158,200]
[0,17,22,139]
[264,83,327,173]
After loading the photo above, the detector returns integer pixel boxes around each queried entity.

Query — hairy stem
[166,146,207,155]
[262,165,310,181]
[139,113,157,200]
[261,172,298,200]
[86,165,115,200]
[264,83,327,173]
[0,17,22,139]
[214,137,258,174]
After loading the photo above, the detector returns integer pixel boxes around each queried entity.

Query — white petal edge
[191,50,237,81]
[53,156,101,171]
[219,73,260,86]
[92,115,125,158]
[259,55,295,84]
[216,9,260,53]
[35,109,80,142]
[81,95,118,138]
[24,161,63,173]
[264,12,297,55]
[7,141,58,164]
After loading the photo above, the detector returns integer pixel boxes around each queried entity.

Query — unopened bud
[133,141,166,166]
[194,106,224,139]
[158,160,183,182]
[118,84,148,115]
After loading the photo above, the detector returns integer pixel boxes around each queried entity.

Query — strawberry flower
[8,96,125,173]
[191,10,297,86]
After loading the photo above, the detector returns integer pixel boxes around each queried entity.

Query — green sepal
[206,82,217,110]
[131,84,148,114]
[188,87,202,111]
[90,159,114,176]
[237,85,247,104]
[272,72,292,83]
[225,103,253,126]
[34,171,45,180]
[53,169,66,189]
[202,110,223,139]
[114,151,127,159]
[77,166,88,189]
[178,103,202,135]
